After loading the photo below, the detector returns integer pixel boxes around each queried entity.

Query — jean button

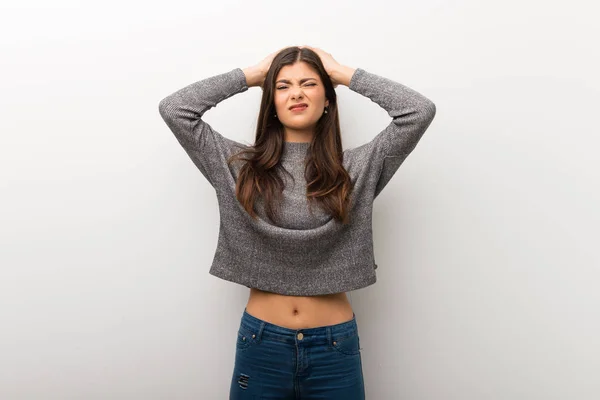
[297,332,304,340]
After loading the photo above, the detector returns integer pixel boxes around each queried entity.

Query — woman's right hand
[244,46,289,88]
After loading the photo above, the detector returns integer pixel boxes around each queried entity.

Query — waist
[245,288,354,329]
[239,307,358,345]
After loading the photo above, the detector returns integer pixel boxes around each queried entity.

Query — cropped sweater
[158,67,436,296]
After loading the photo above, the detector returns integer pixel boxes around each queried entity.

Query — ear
[325,99,329,107]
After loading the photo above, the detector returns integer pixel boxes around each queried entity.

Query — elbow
[158,97,174,121]
[419,100,436,125]
[424,100,436,119]
[411,100,436,133]
[158,97,169,113]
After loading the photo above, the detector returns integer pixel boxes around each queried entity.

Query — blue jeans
[229,308,365,399]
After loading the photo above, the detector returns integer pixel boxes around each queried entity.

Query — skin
[273,61,329,143]
[242,46,358,329]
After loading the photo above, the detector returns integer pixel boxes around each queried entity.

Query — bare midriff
[245,288,355,330]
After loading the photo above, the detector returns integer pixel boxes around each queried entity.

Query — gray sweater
[158,67,436,296]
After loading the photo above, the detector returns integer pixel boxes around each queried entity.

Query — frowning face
[273,62,329,140]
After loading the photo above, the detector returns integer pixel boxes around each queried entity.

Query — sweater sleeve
[158,67,250,188]
[345,68,436,199]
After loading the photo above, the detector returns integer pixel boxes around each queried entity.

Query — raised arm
[343,67,436,198]
[158,68,250,188]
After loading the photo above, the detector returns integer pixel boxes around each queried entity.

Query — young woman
[158,45,436,399]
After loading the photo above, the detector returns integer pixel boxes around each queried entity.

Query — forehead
[275,62,320,82]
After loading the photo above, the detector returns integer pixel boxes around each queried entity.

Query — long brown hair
[227,47,353,224]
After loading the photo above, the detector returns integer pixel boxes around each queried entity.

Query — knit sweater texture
[158,67,436,296]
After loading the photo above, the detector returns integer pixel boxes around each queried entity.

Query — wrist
[331,65,356,87]
[242,66,264,87]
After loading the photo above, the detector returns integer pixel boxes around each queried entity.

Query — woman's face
[273,62,329,137]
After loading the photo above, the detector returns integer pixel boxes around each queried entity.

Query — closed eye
[277,83,317,90]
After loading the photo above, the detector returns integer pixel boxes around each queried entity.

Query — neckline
[281,141,310,160]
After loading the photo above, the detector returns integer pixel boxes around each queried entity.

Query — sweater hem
[208,266,377,296]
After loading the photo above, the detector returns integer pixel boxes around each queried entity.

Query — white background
[1,0,599,398]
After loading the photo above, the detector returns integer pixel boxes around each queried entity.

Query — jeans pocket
[331,330,361,356]
[236,325,259,352]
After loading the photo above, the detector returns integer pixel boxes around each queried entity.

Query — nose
[291,87,304,99]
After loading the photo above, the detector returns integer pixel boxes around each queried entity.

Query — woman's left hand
[299,45,343,87]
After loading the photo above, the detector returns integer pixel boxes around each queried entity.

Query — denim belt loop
[256,321,265,342]
[326,326,332,346]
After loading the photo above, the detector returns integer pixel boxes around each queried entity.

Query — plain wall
[1,0,599,398]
